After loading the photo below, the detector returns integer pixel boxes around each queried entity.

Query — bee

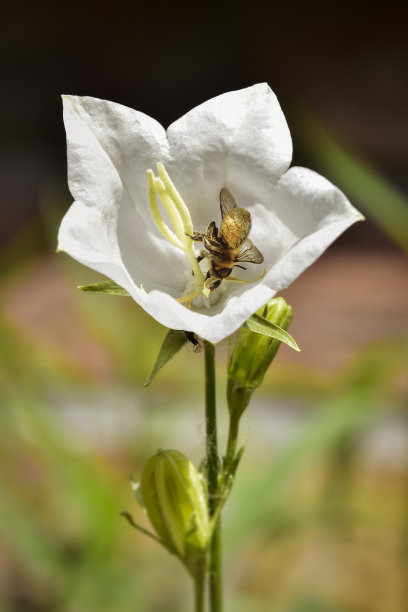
[188,187,264,293]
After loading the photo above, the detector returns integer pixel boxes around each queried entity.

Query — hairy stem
[204,341,222,612]
[224,414,240,475]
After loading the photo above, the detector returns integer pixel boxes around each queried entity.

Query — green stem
[204,341,222,612]
[204,341,218,508]
[224,414,240,475]
[193,562,206,612]
[209,520,222,612]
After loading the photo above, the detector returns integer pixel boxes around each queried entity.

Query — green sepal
[78,280,131,296]
[144,329,189,386]
[245,313,300,352]
[119,511,163,544]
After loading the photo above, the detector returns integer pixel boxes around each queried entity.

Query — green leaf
[245,313,300,351]
[78,280,131,296]
[144,329,189,386]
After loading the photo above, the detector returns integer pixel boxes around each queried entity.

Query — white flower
[58,83,362,344]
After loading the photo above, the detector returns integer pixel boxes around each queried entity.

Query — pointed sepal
[144,329,189,386]
[244,312,300,351]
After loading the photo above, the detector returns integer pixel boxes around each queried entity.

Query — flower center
[147,164,266,309]
[181,266,228,310]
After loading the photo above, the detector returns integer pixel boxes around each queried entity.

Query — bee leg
[227,268,266,284]
[197,250,208,264]
[191,250,208,277]
[186,232,205,242]
[207,222,218,239]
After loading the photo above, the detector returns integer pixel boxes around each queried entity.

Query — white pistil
[147,164,205,296]
[147,171,184,249]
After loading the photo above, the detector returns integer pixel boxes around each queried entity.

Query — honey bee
[188,187,264,293]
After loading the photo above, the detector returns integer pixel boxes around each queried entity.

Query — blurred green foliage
[296,107,408,253]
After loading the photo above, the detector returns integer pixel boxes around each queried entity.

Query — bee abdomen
[212,264,233,280]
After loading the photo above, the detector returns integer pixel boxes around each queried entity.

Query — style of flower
[58,83,363,343]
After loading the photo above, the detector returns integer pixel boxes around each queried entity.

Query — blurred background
[1,1,407,610]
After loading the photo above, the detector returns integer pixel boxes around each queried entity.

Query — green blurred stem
[204,340,222,612]
[209,520,222,612]
[194,562,206,612]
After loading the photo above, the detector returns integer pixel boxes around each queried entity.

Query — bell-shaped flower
[58,83,362,343]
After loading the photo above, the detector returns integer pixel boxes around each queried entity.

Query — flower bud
[227,297,293,419]
[140,449,210,574]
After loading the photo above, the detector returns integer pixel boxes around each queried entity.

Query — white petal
[62,95,168,208]
[164,83,293,232]
[123,282,276,345]
[58,96,187,293]
[57,199,187,297]
[262,166,364,291]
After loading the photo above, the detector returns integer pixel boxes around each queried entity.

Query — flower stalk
[194,563,206,612]
[204,340,222,612]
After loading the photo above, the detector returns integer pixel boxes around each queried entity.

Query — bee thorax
[220,208,251,248]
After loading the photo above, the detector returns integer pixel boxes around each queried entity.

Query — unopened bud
[140,449,210,574]
[227,297,293,418]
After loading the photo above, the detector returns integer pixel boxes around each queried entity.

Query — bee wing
[219,187,237,218]
[236,238,264,264]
